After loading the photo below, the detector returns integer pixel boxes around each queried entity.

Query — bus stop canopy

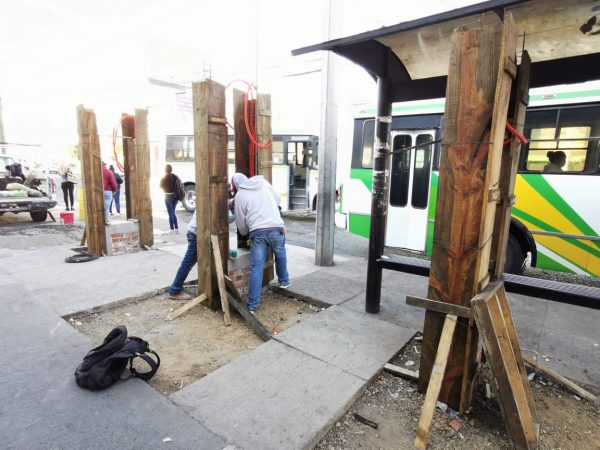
[292,0,600,102]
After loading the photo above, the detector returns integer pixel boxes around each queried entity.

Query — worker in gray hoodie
[231,173,290,313]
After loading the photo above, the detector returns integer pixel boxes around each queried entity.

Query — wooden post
[418,14,517,409]
[76,105,106,256]
[491,51,531,278]
[233,88,252,249]
[193,80,229,310]
[121,114,135,219]
[132,109,154,248]
[256,93,275,285]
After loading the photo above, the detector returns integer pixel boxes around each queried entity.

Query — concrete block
[105,219,140,256]
[276,305,416,380]
[170,340,365,450]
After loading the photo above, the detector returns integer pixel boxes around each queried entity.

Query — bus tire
[182,185,196,212]
[504,233,525,274]
[30,210,48,222]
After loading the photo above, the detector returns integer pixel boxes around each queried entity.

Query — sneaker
[169,291,192,300]
[278,282,291,289]
[174,229,180,234]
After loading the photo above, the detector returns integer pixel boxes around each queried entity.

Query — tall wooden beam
[133,109,154,248]
[76,105,106,256]
[418,14,517,409]
[193,80,228,310]
[491,51,531,278]
[233,89,251,177]
[121,114,135,219]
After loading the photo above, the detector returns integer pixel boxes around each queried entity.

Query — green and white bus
[340,86,600,277]
[164,134,319,213]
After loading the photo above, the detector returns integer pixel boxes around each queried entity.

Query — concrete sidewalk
[1,240,598,449]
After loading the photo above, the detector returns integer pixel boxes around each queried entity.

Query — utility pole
[315,0,338,266]
[0,98,6,155]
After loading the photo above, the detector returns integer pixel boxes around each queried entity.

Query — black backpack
[74,326,160,391]
[174,175,186,202]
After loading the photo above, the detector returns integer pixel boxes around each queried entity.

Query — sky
[0,0,478,163]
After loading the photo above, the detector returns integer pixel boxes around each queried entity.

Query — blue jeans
[103,191,113,224]
[169,231,197,294]
[110,187,121,213]
[247,230,289,311]
[165,194,178,230]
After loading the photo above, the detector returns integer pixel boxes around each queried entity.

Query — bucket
[60,211,74,225]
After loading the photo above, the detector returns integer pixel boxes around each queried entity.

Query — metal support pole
[365,77,392,314]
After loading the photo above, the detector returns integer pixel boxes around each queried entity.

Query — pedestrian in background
[160,164,180,233]
[102,161,117,225]
[109,165,123,216]
[58,162,75,211]
[231,173,290,314]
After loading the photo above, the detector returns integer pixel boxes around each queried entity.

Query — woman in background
[57,162,75,211]
[160,164,179,233]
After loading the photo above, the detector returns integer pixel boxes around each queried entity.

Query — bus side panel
[425,171,439,256]
[272,165,290,211]
[346,168,374,238]
[513,173,600,276]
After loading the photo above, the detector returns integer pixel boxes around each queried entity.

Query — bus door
[287,140,309,210]
[385,130,435,251]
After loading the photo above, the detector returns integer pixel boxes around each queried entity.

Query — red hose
[504,121,527,146]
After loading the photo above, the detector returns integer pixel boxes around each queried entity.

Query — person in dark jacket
[102,162,117,225]
[109,165,123,215]
[160,164,180,233]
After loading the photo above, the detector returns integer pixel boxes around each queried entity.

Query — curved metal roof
[293,0,600,101]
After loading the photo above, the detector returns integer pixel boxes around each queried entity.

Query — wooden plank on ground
[166,293,207,321]
[211,235,231,326]
[226,292,272,341]
[414,315,457,450]
[472,290,538,449]
[383,363,419,382]
[406,295,471,319]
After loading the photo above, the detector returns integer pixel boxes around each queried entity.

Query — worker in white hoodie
[231,173,290,313]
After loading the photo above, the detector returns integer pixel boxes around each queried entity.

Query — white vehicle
[164,134,319,213]
[0,155,57,222]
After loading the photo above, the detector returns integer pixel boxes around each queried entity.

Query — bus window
[361,120,375,168]
[389,134,411,207]
[166,136,194,162]
[287,142,297,165]
[272,140,284,164]
[411,134,433,209]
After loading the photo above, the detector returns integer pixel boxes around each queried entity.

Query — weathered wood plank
[211,235,231,326]
[133,109,154,247]
[383,363,419,382]
[166,293,207,321]
[491,50,531,278]
[227,292,272,341]
[121,114,135,219]
[77,105,106,256]
[415,315,457,450]
[406,295,471,318]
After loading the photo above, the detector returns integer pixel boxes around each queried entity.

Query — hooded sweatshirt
[233,175,283,237]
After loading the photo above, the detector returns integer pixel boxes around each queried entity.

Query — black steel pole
[365,76,392,314]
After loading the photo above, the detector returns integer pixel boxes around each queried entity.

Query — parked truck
[0,155,57,222]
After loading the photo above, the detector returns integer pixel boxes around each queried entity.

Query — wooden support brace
[406,295,471,319]
[166,293,207,321]
[414,315,457,450]
[226,292,271,341]
[211,235,231,326]
[383,363,419,382]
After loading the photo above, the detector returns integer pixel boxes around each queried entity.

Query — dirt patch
[71,289,319,396]
[316,335,600,450]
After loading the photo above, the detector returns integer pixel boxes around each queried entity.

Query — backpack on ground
[74,325,160,391]
[174,175,186,202]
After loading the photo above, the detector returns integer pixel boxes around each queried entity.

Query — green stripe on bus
[522,175,599,239]
[512,207,600,259]
[535,251,575,274]
[348,213,371,238]
[350,168,373,191]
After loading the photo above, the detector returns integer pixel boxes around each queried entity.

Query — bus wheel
[504,234,525,274]
[182,185,196,212]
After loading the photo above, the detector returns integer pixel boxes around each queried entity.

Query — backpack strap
[129,350,160,381]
